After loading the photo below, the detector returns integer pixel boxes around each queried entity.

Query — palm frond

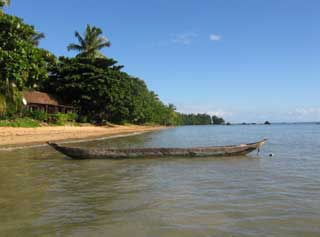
[68,24,111,58]
[74,31,85,47]
[67,43,83,51]
[92,27,103,37]
[96,42,111,50]
[31,32,45,46]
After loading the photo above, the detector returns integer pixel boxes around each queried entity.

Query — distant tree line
[212,115,225,125]
[176,113,225,125]
[0,2,225,126]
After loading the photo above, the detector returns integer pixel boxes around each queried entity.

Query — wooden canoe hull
[47,139,267,159]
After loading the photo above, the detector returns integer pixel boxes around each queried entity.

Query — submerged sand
[0,125,166,147]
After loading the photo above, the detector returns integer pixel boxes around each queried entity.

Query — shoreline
[0,125,167,151]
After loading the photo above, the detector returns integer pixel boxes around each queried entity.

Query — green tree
[0,0,10,9]
[44,56,179,125]
[67,24,111,58]
[0,13,54,116]
[177,113,214,125]
[212,115,225,125]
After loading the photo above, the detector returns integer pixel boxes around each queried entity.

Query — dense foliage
[0,14,54,89]
[43,57,178,125]
[175,113,225,125]
[0,13,54,116]
[177,113,212,125]
[212,115,225,125]
[0,2,225,126]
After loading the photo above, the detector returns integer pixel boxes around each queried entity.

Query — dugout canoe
[47,139,267,159]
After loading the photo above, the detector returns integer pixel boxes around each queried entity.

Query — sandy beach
[0,125,166,148]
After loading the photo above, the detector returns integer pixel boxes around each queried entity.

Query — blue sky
[6,0,319,122]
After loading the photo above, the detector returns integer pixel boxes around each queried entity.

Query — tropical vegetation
[67,24,111,58]
[0,0,10,9]
[0,10,54,118]
[0,2,225,126]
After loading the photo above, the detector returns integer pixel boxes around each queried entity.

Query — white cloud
[172,32,198,45]
[176,103,233,119]
[207,110,233,117]
[288,108,320,119]
[209,34,222,41]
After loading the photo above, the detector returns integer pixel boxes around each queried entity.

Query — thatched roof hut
[23,91,60,106]
[22,91,74,114]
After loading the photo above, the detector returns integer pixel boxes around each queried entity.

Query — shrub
[0,90,24,119]
[25,110,48,121]
[50,112,77,125]
[77,115,88,123]
[0,95,6,119]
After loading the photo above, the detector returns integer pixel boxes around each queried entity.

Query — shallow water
[1,124,320,236]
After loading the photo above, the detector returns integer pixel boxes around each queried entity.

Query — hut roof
[22,91,61,106]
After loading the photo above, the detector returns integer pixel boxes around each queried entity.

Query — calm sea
[0,124,320,236]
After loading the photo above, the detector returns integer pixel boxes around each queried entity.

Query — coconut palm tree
[67,24,111,58]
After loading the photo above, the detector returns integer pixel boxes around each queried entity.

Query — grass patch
[50,112,77,125]
[0,118,40,128]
